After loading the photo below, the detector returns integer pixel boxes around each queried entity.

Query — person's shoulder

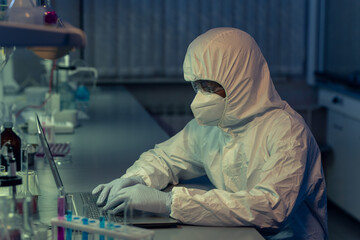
[271,106,306,127]
[261,108,308,139]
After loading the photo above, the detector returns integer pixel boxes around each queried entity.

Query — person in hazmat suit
[92,27,328,239]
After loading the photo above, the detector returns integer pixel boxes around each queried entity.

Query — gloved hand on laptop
[92,176,145,206]
[102,184,172,215]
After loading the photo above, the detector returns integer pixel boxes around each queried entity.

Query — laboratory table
[26,86,264,240]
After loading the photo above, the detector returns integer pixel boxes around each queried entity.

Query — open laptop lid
[35,113,178,227]
[35,113,64,191]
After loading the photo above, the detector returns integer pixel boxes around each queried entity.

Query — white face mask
[190,91,226,126]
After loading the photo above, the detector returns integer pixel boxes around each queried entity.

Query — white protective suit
[122,28,328,239]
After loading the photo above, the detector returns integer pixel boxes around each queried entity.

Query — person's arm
[121,119,206,190]
[94,119,206,208]
[170,120,321,229]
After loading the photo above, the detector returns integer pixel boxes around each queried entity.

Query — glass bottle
[1,122,21,171]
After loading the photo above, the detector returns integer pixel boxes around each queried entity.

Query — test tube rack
[51,216,155,240]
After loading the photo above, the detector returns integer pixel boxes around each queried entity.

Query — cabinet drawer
[326,110,360,220]
[319,88,360,121]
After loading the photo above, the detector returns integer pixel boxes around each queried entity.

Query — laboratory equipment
[0,145,24,239]
[51,216,155,240]
[81,217,88,240]
[55,62,98,118]
[99,215,105,240]
[0,0,87,117]
[16,145,39,214]
[40,112,56,143]
[1,121,21,171]
[0,144,21,198]
[6,0,46,26]
[24,86,48,106]
[74,84,90,116]
[15,170,40,213]
[65,209,72,240]
[2,196,24,240]
[0,198,10,240]
[0,20,85,59]
[58,189,65,240]
[22,195,35,240]
[0,0,86,59]
[0,0,7,21]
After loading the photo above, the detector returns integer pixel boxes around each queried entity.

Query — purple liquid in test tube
[58,196,65,240]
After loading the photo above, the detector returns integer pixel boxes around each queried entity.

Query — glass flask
[6,0,45,25]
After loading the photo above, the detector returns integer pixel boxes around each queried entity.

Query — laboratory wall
[323,0,360,75]
[6,0,327,142]
[57,0,308,82]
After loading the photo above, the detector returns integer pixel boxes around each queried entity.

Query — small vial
[65,210,72,240]
[72,216,81,240]
[107,212,115,240]
[88,220,96,240]
[123,198,133,226]
[99,216,105,240]
[82,217,88,240]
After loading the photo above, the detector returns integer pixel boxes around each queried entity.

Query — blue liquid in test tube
[65,210,72,240]
[99,216,105,240]
[82,218,88,240]
[107,212,115,240]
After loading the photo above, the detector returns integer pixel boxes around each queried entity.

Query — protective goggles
[191,80,224,94]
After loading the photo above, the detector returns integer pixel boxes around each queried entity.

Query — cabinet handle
[332,96,343,104]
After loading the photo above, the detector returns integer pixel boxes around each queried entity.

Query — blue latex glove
[92,177,145,206]
[103,184,172,215]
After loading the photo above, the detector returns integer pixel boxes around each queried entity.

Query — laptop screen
[35,113,64,191]
[35,113,178,227]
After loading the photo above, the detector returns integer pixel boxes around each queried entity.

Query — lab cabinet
[319,88,360,221]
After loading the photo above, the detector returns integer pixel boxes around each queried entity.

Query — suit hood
[183,27,286,133]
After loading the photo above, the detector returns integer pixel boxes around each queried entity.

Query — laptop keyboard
[79,192,124,222]
[80,192,102,218]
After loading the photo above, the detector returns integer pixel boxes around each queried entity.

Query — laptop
[35,113,178,228]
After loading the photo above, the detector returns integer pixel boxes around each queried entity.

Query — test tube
[65,209,72,240]
[65,194,73,240]
[99,215,105,240]
[107,211,115,240]
[123,198,133,226]
[88,220,96,240]
[72,216,81,240]
[81,204,89,240]
[58,189,65,240]
[82,217,88,240]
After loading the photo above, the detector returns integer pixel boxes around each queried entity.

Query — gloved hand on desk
[92,177,172,215]
[92,177,145,206]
